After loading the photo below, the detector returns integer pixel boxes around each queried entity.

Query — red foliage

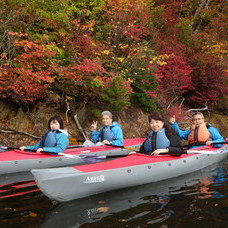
[155,56,193,97]
[0,33,56,104]
[166,105,189,122]
[104,0,152,43]
[0,65,48,104]
[73,59,107,74]
[189,56,227,105]
[154,38,186,58]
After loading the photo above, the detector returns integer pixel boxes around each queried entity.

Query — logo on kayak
[84,175,105,184]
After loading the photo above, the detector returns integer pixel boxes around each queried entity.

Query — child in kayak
[169,112,224,148]
[139,112,183,156]
[19,115,69,153]
[83,110,123,147]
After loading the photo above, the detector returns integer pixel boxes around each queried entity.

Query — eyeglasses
[192,118,204,121]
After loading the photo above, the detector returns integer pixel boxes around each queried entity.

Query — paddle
[57,153,130,163]
[0,144,83,152]
[60,139,228,161]
[0,146,19,152]
[105,144,140,152]
[108,140,228,152]
[183,140,228,149]
[14,140,225,163]
[58,144,228,163]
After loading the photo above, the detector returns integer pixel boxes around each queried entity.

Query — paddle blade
[58,153,106,163]
[0,145,8,152]
[79,155,106,164]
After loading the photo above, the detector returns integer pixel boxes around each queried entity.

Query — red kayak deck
[74,145,219,173]
[0,138,144,162]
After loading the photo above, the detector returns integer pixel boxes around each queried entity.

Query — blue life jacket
[100,125,116,142]
[143,128,170,154]
[40,130,57,148]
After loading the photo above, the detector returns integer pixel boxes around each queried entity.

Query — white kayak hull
[41,163,224,228]
[31,144,228,202]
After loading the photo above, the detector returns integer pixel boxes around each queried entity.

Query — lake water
[0,158,228,228]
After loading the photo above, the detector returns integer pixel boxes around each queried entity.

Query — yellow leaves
[128,78,134,83]
[119,44,129,49]
[0,70,8,77]
[117,57,124,62]
[149,54,174,65]
[101,50,110,55]
[91,41,97,47]
[203,41,228,60]
[157,60,167,66]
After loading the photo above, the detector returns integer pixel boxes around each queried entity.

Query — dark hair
[191,112,204,119]
[48,115,64,129]
[148,112,165,123]
[148,112,176,136]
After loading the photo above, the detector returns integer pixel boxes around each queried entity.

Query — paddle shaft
[183,141,228,148]
[0,144,83,152]
[105,144,140,151]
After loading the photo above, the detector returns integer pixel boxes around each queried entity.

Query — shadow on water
[0,158,227,228]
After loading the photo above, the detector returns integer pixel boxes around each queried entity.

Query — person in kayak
[83,111,123,147]
[139,112,183,156]
[19,115,69,153]
[169,112,224,148]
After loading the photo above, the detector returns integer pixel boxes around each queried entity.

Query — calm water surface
[0,158,228,228]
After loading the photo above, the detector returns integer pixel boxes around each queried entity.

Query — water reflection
[183,166,227,200]
[41,159,228,228]
[0,158,227,227]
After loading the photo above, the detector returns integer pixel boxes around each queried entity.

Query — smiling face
[149,119,164,132]
[102,114,112,126]
[192,113,205,126]
[50,120,60,130]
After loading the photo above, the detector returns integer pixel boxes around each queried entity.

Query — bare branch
[186,105,209,113]
[166,96,178,109]
[73,114,88,140]
[65,98,70,123]
[179,98,185,113]
[0,128,41,139]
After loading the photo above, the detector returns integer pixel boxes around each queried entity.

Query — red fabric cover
[74,144,225,173]
[0,138,145,162]
[0,150,54,161]
[74,153,193,172]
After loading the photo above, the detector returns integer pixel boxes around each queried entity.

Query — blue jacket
[170,122,224,148]
[91,122,123,146]
[26,129,69,153]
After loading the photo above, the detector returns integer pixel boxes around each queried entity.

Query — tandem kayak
[42,163,224,228]
[0,138,144,174]
[31,142,228,202]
